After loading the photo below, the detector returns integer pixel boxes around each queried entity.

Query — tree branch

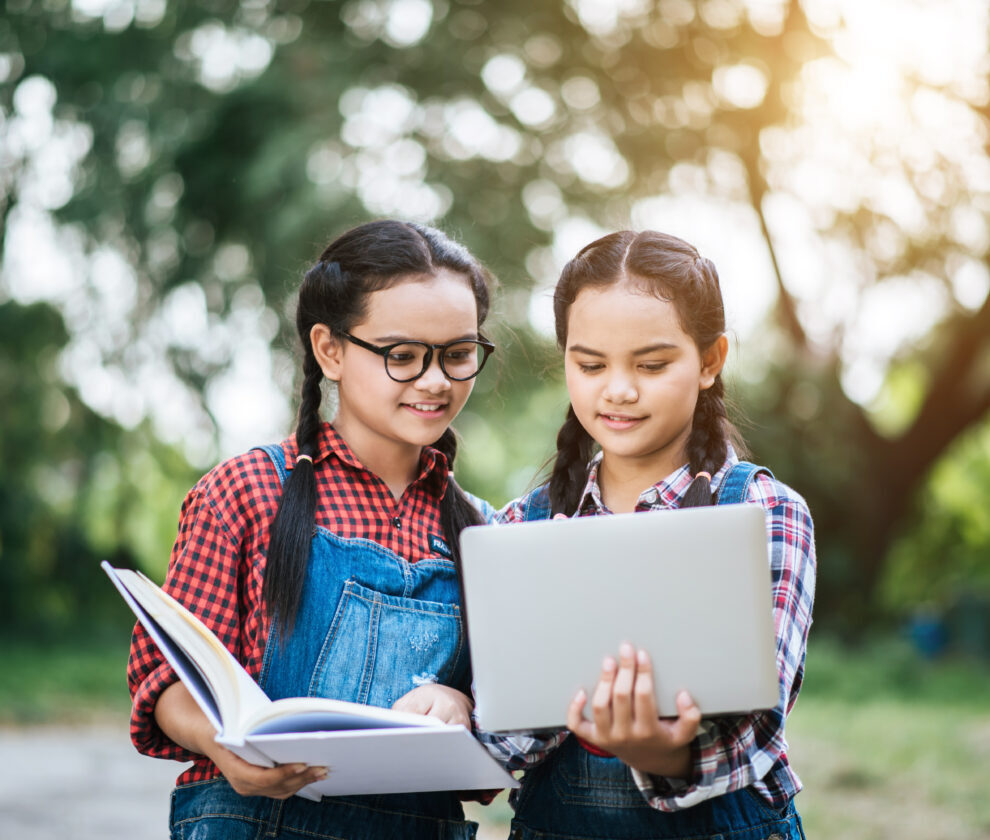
[743,157,810,352]
[892,291,990,481]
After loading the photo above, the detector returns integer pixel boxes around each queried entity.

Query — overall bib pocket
[308,578,465,708]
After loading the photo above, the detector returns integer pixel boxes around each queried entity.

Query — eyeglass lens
[385,341,486,381]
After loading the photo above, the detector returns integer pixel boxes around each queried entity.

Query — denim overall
[508,462,807,840]
[169,445,478,840]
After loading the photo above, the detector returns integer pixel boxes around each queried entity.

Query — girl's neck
[332,420,423,500]
[598,450,686,514]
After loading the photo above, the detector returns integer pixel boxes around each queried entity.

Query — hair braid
[263,351,324,634]
[680,382,729,508]
[430,428,486,569]
[686,381,728,478]
[549,406,596,516]
[431,427,485,688]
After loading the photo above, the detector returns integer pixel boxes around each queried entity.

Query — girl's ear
[311,323,343,381]
[699,334,729,390]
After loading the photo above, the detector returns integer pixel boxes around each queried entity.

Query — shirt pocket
[307,578,466,709]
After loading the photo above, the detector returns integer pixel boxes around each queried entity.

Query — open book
[103,562,516,800]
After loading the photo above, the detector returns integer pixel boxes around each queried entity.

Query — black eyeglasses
[342,332,496,382]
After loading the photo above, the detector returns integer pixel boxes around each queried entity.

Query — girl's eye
[641,362,669,372]
[387,352,417,365]
[578,363,604,373]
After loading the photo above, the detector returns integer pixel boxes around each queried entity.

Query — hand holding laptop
[566,642,702,776]
[460,505,779,733]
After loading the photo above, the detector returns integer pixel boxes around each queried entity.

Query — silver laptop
[460,504,779,732]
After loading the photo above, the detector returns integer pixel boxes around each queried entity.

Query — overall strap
[715,461,774,505]
[522,484,553,521]
[253,443,288,486]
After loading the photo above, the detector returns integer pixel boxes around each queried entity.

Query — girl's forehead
[567,283,687,342]
[358,269,479,334]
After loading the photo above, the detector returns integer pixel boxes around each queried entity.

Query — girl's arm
[628,493,816,811]
[127,480,238,763]
[127,456,271,764]
[155,682,327,798]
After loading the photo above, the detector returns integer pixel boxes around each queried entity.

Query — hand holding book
[103,562,516,801]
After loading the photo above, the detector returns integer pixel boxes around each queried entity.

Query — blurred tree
[2,0,989,632]
[0,300,200,637]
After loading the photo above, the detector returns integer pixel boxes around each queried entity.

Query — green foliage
[0,300,200,637]
[2,0,990,638]
[882,421,990,621]
[0,634,134,724]
[802,635,990,710]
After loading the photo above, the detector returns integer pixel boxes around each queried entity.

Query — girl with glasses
[127,219,497,839]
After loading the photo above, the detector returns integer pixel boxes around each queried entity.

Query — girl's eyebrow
[568,342,678,356]
[374,331,480,343]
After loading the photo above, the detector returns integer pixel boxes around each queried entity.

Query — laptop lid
[460,503,779,733]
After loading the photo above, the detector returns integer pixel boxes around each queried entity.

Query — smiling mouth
[404,402,447,414]
[600,413,644,422]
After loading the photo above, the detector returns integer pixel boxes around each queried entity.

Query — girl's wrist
[629,743,693,779]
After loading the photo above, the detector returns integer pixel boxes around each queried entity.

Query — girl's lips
[403,402,448,418]
[599,412,645,430]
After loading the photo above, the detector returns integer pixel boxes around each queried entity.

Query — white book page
[103,563,225,733]
[102,563,269,740]
[247,727,518,798]
[133,573,272,740]
[242,696,443,736]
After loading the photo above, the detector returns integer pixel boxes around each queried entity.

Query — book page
[247,727,518,797]
[135,571,272,735]
[103,563,268,740]
[243,695,444,736]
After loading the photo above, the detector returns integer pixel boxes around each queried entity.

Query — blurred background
[1,0,989,837]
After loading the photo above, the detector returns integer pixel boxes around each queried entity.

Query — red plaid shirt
[127,423,450,785]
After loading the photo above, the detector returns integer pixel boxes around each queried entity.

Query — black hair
[265,220,494,633]
[548,230,748,515]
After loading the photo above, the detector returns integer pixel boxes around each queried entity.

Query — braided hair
[548,230,747,515]
[265,220,494,633]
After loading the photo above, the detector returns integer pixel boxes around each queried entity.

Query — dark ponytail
[548,406,597,516]
[262,346,323,632]
[548,230,747,513]
[264,221,494,635]
[430,427,487,568]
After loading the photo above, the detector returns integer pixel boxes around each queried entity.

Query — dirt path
[0,724,181,839]
[0,723,511,839]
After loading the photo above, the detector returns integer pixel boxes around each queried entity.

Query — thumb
[392,689,433,716]
[668,690,702,744]
[553,513,568,520]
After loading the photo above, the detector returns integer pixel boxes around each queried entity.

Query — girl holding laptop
[481,230,815,839]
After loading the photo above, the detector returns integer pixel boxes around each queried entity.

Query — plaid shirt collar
[285,423,449,497]
[576,447,741,514]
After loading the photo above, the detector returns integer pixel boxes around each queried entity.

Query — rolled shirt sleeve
[630,490,816,811]
[126,477,246,763]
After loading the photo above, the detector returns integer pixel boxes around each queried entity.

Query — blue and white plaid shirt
[475,450,816,812]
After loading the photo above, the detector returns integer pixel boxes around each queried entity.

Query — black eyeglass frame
[341,331,496,382]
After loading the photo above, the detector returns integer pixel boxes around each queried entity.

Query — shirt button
[392,517,402,529]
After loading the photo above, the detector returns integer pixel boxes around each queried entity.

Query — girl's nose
[414,357,452,392]
[603,372,638,404]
